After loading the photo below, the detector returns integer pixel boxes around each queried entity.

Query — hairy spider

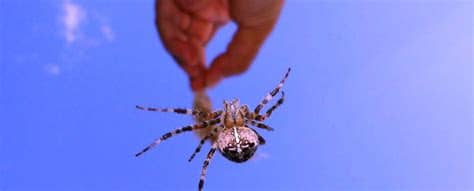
[135,68,291,191]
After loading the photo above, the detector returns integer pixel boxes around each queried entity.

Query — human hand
[156,0,284,91]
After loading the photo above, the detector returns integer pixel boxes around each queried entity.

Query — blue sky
[1,0,472,191]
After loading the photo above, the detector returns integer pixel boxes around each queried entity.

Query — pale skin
[155,0,284,91]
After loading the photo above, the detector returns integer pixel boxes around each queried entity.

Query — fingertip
[204,71,223,89]
[205,54,227,88]
[203,68,220,89]
[190,76,206,92]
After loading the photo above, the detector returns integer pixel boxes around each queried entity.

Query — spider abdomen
[216,126,260,163]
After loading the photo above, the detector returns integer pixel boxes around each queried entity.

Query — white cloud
[61,0,85,43]
[59,0,116,45]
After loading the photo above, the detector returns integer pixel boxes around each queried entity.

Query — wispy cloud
[61,0,85,43]
[60,0,116,45]
[54,0,116,75]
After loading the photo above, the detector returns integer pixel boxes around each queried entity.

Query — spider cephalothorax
[135,68,291,191]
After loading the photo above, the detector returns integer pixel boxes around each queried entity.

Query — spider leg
[136,105,222,119]
[135,105,194,114]
[254,91,285,121]
[198,142,218,191]
[254,68,291,114]
[188,125,222,162]
[135,118,221,157]
[247,120,274,131]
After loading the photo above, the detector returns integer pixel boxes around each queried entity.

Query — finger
[158,22,205,78]
[169,38,206,92]
[205,27,268,88]
[175,0,229,23]
[156,0,190,40]
[204,53,226,88]
[229,0,284,27]
[176,0,229,46]
[175,0,213,13]
[205,0,284,88]
[195,0,230,24]
[156,0,194,66]
[156,0,207,90]
[185,18,214,46]
[190,75,206,92]
[168,41,206,92]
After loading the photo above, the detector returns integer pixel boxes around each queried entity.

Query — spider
[135,68,291,191]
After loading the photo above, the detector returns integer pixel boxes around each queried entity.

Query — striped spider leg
[242,68,290,131]
[198,141,218,191]
[253,67,291,116]
[188,125,222,162]
[134,117,222,157]
[134,106,223,157]
[256,91,285,121]
[135,105,223,119]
